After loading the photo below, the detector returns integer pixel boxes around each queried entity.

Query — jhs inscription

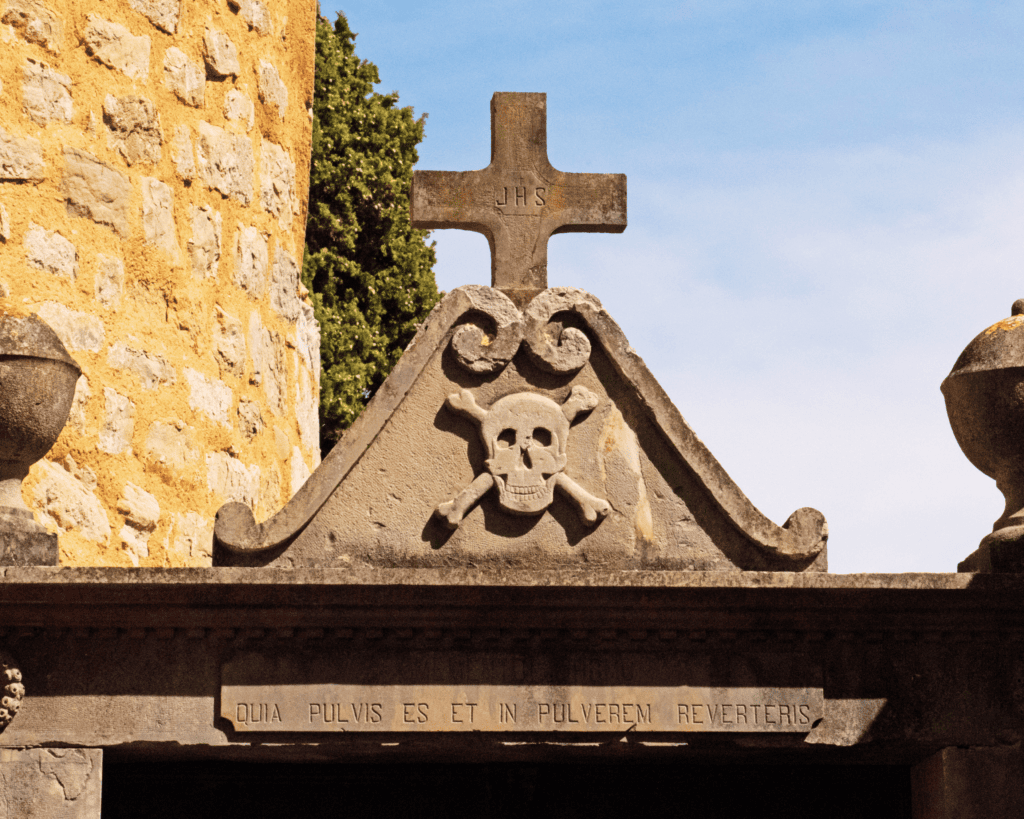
[495,186,546,210]
[222,685,823,733]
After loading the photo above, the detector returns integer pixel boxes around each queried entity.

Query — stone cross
[411,92,627,307]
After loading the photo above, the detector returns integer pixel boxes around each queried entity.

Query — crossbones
[436,386,611,529]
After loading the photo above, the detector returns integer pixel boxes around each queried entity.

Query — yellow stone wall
[0,0,319,566]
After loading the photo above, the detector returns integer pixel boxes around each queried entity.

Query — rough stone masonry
[0,0,320,567]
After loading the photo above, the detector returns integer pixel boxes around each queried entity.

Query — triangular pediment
[215,287,827,571]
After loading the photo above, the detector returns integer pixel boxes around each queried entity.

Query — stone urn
[942,299,1024,571]
[0,313,80,564]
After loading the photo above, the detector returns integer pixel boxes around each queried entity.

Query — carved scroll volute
[449,285,524,373]
[523,288,601,374]
[0,652,24,730]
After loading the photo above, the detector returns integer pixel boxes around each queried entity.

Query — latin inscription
[222,685,823,733]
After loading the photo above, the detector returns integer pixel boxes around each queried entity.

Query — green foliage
[303,11,439,451]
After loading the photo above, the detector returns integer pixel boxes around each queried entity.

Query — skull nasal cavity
[532,428,552,446]
[497,429,516,449]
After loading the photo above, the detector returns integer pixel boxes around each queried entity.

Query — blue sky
[321,0,1024,572]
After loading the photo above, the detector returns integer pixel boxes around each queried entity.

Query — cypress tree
[303,11,439,450]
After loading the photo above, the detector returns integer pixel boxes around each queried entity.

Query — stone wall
[0,0,319,566]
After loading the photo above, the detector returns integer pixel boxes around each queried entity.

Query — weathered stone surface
[260,139,297,226]
[143,419,194,471]
[129,0,181,34]
[207,450,259,506]
[82,15,150,80]
[22,59,72,125]
[0,203,9,241]
[142,177,178,258]
[257,59,287,117]
[223,88,254,131]
[195,121,253,205]
[95,253,124,309]
[296,365,318,457]
[296,301,321,376]
[290,444,310,496]
[36,301,103,352]
[273,425,290,460]
[25,223,77,279]
[270,247,301,321]
[167,510,213,565]
[214,305,245,378]
[0,125,44,180]
[32,459,110,542]
[186,367,232,425]
[235,225,268,297]
[162,46,204,107]
[171,125,196,181]
[0,748,103,818]
[99,387,135,455]
[188,204,221,278]
[229,0,272,35]
[68,373,90,433]
[238,399,263,439]
[913,745,1024,819]
[1,0,62,52]
[108,340,176,389]
[203,28,240,78]
[248,313,284,413]
[63,147,131,237]
[117,482,159,565]
[104,94,162,165]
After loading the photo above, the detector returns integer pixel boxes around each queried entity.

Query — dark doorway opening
[103,761,911,819]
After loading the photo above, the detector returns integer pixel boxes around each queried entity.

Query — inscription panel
[222,684,823,733]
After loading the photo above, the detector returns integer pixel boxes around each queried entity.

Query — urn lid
[942,300,1024,388]
[0,313,79,370]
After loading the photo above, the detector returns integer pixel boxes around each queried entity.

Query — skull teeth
[506,485,544,498]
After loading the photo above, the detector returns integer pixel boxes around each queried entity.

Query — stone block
[129,0,181,34]
[296,364,319,457]
[99,387,135,455]
[270,247,301,321]
[95,254,124,309]
[257,59,287,117]
[0,528,58,564]
[0,748,102,818]
[117,482,160,565]
[223,89,254,131]
[82,15,150,80]
[141,177,178,259]
[143,419,193,471]
[32,459,111,543]
[22,60,72,126]
[104,95,162,166]
[912,745,1024,819]
[291,445,311,497]
[207,450,259,506]
[68,373,90,433]
[25,224,76,279]
[235,225,268,297]
[0,204,9,242]
[260,139,297,227]
[162,47,204,107]
[188,204,221,278]
[248,313,284,414]
[0,126,44,181]
[229,0,272,35]
[238,399,263,439]
[214,305,245,378]
[195,121,253,205]
[1,0,62,52]
[296,302,321,376]
[63,148,131,237]
[185,368,232,425]
[36,301,103,352]
[108,340,176,389]
[167,510,213,565]
[203,28,240,78]
[171,125,196,181]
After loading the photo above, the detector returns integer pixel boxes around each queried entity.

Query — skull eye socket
[497,429,516,449]
[532,428,552,447]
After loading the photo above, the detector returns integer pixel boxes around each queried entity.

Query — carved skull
[481,393,569,514]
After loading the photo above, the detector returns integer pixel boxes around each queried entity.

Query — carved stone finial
[0,312,80,565]
[943,301,1024,571]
